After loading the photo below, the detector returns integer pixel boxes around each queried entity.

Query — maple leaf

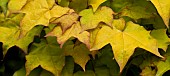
[8,0,27,13]
[120,0,156,19]
[151,29,170,51]
[79,6,113,31]
[19,0,71,37]
[51,12,79,33]
[25,37,65,76]
[63,42,90,71]
[46,22,90,48]
[90,21,162,72]
[0,14,43,56]
[150,0,170,28]
[88,0,106,12]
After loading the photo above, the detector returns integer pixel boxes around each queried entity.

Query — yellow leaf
[88,0,106,12]
[20,0,70,37]
[52,12,79,33]
[46,22,90,48]
[90,21,162,72]
[79,6,113,31]
[63,43,90,71]
[8,0,27,13]
[150,0,170,28]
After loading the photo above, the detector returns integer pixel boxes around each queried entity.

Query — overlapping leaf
[25,37,65,76]
[79,6,113,31]
[151,0,170,27]
[88,0,106,12]
[0,14,43,56]
[120,0,157,19]
[90,21,162,72]
[46,22,90,48]
[151,29,170,51]
[51,12,79,33]
[63,42,90,71]
[13,0,71,37]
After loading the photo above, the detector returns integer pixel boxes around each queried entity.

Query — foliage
[0,0,170,76]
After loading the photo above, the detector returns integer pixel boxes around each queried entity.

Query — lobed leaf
[150,0,170,28]
[25,37,65,76]
[79,6,113,31]
[90,21,162,72]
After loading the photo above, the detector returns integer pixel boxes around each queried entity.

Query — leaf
[73,71,95,76]
[61,57,74,76]
[79,6,113,31]
[69,0,88,12]
[88,0,106,12]
[90,21,162,72]
[40,70,54,76]
[25,37,65,76]
[0,14,43,56]
[0,0,9,14]
[156,56,170,76]
[120,0,156,19]
[151,29,170,51]
[8,0,27,13]
[150,0,170,28]
[140,67,156,76]
[94,67,110,76]
[46,22,90,48]
[112,18,125,31]
[63,42,90,71]
[20,0,71,36]
[95,45,120,76]
[58,0,69,7]
[13,67,26,76]
[52,12,79,33]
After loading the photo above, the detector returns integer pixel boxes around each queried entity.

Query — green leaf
[94,67,110,76]
[0,14,43,56]
[88,0,106,12]
[90,21,162,72]
[20,0,71,36]
[150,0,170,28]
[69,0,88,12]
[74,71,95,76]
[13,67,26,76]
[25,37,65,76]
[120,0,156,19]
[58,0,69,7]
[95,45,120,76]
[40,70,54,76]
[156,56,170,76]
[79,6,113,31]
[61,57,74,76]
[0,0,8,14]
[151,29,170,51]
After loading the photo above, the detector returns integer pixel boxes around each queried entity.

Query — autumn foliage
[0,0,170,76]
